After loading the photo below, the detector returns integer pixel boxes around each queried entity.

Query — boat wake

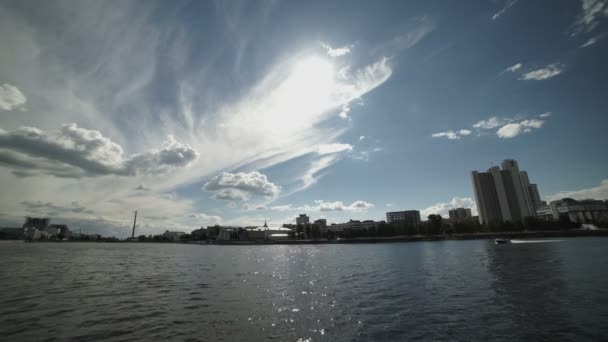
[510,239,564,244]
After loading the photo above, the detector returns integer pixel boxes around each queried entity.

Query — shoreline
[7,229,607,245]
[187,229,608,245]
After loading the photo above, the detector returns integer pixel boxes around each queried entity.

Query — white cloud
[320,42,354,57]
[421,197,477,219]
[269,204,294,212]
[503,63,522,73]
[547,179,608,201]
[520,63,564,80]
[473,116,507,129]
[539,112,552,118]
[270,200,374,213]
[492,0,519,20]
[496,119,544,138]
[432,129,472,140]
[204,171,280,201]
[0,83,27,111]
[338,103,351,119]
[188,213,222,225]
[359,135,365,141]
[432,131,460,140]
[317,143,353,155]
[496,123,523,138]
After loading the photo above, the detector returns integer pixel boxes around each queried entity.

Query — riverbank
[184,228,608,245]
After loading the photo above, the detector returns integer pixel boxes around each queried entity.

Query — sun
[278,57,335,115]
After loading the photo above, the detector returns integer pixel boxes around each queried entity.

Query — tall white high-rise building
[472,159,541,224]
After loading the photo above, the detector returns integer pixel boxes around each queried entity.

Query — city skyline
[1,0,607,237]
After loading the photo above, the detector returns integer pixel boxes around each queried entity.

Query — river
[1,237,607,341]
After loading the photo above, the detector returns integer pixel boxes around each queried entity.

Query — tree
[427,214,443,235]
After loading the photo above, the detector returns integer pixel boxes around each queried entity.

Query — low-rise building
[163,230,186,241]
[386,210,421,225]
[328,220,385,233]
[537,198,608,223]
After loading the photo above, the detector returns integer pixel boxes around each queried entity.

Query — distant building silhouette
[296,214,310,225]
[472,159,541,224]
[448,208,473,223]
[386,210,420,225]
[313,218,327,228]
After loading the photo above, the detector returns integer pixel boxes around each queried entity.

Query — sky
[1,0,607,237]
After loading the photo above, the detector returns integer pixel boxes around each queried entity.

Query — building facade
[472,159,541,224]
[386,210,421,225]
[536,198,608,223]
[328,220,385,232]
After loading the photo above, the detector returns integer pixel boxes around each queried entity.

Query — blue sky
[1,0,607,236]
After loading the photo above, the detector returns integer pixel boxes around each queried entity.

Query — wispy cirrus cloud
[519,63,565,80]
[503,63,522,73]
[571,0,608,36]
[492,0,519,20]
[320,42,354,57]
[502,62,565,80]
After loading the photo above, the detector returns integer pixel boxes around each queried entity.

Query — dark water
[1,238,607,341]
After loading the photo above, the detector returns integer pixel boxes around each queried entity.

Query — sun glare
[263,57,336,133]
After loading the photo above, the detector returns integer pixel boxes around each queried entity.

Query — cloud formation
[0,124,199,178]
[434,113,549,141]
[519,63,564,80]
[431,129,472,140]
[572,0,608,35]
[21,200,94,216]
[270,200,375,213]
[204,171,281,201]
[0,83,26,111]
[547,179,608,201]
[320,42,354,57]
[188,213,223,225]
[473,117,508,129]
[502,62,565,80]
[317,143,353,155]
[496,119,544,138]
[492,0,519,20]
[503,63,522,73]
[421,197,477,218]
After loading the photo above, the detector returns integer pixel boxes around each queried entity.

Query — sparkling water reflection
[1,238,607,341]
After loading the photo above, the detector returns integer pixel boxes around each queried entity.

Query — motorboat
[494,238,511,244]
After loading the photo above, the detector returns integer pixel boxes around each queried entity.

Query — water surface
[1,238,607,341]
